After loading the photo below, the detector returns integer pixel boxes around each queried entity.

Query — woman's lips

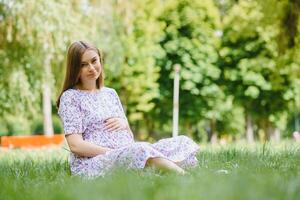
[88,73,97,77]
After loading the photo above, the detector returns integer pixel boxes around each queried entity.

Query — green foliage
[152,0,231,137]
[220,0,299,137]
[217,105,245,136]
[0,0,99,116]
[94,0,164,123]
[0,0,299,140]
[0,115,31,136]
[0,0,107,135]
[31,115,62,135]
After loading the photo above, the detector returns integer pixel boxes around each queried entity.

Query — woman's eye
[92,59,97,63]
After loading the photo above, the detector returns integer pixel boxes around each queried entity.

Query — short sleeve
[112,89,127,120]
[58,91,85,135]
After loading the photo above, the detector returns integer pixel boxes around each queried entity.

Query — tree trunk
[270,128,281,142]
[265,121,280,141]
[263,120,272,140]
[260,118,270,141]
[43,55,54,136]
[246,113,254,143]
[209,118,218,144]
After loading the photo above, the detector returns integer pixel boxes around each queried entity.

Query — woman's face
[78,49,102,83]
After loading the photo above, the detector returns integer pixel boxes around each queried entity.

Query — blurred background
[0,0,299,144]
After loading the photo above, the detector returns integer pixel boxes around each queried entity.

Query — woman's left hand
[104,117,128,132]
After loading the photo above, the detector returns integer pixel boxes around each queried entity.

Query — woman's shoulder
[62,88,77,96]
[58,89,79,114]
[60,88,78,102]
[102,86,117,94]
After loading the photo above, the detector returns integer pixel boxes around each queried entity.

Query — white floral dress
[58,87,200,178]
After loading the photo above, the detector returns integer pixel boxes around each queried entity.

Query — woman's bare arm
[65,134,111,157]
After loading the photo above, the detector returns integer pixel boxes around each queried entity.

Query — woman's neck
[76,81,97,91]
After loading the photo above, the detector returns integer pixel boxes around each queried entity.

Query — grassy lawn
[0,141,299,200]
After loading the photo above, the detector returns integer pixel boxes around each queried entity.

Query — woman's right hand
[104,117,128,132]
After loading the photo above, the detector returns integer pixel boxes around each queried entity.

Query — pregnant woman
[56,41,200,178]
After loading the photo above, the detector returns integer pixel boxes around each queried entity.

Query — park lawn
[0,141,299,200]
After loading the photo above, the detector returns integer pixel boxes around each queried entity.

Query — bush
[53,115,63,134]
[31,115,63,135]
[0,123,8,136]
[0,115,31,136]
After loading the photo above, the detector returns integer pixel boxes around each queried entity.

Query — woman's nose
[88,63,95,70]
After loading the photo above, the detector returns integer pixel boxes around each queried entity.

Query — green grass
[0,141,299,200]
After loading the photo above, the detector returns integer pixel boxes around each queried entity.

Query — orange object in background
[0,134,65,148]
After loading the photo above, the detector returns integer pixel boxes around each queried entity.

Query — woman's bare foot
[146,157,186,175]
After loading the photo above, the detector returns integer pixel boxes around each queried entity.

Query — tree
[152,0,231,142]
[220,0,298,141]
[0,0,95,135]
[90,0,165,137]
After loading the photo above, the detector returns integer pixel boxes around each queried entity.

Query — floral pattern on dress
[58,87,200,178]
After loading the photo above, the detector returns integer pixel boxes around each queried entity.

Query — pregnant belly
[90,129,134,149]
